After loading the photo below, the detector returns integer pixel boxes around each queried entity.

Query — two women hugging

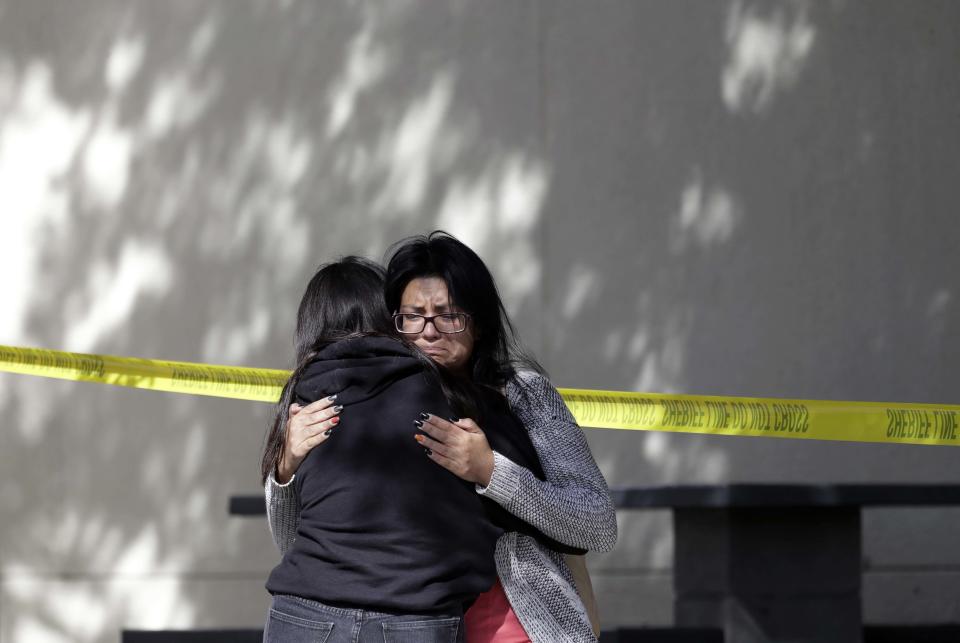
[260,231,617,643]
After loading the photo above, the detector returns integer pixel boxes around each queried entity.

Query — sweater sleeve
[264,471,300,556]
[477,371,618,552]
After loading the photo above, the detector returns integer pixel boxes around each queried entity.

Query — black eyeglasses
[393,312,471,334]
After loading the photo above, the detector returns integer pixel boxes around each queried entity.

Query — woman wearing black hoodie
[259,257,569,643]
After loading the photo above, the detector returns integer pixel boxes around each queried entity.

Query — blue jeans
[263,594,464,643]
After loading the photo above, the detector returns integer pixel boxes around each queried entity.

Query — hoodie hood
[294,336,425,406]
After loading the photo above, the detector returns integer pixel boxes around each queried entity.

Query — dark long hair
[384,231,543,392]
[260,256,393,483]
[260,255,479,483]
[291,256,393,365]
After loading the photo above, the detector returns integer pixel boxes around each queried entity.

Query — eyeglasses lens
[394,314,465,334]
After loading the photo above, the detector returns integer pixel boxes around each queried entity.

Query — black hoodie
[265,336,501,614]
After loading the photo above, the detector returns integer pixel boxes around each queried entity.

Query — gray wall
[1,1,959,640]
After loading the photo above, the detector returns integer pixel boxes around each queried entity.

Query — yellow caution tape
[561,389,960,446]
[2,344,958,446]
[0,344,288,403]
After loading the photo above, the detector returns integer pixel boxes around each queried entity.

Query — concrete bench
[614,484,960,643]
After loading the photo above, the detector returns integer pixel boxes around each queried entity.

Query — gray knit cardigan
[264,370,618,643]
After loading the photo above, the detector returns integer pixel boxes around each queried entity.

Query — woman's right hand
[276,396,342,484]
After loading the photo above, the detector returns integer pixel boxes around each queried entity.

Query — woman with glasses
[389,232,617,643]
[268,233,618,642]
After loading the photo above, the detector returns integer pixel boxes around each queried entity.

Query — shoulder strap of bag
[564,553,601,639]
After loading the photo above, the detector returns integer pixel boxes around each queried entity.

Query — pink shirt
[465,580,532,643]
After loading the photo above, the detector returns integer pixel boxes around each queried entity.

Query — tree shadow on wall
[0,1,552,640]
[3,0,960,637]
[534,0,960,622]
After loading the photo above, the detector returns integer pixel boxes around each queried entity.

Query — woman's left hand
[416,415,495,486]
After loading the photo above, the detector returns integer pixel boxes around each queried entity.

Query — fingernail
[423,448,432,455]
[419,412,430,420]
[414,434,424,442]
[333,405,343,413]
[324,429,333,437]
[330,417,340,425]
[326,394,338,402]
[449,417,460,423]
[413,419,423,428]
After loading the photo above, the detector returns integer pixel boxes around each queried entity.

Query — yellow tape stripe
[2,345,959,446]
[0,345,288,403]
[561,388,960,447]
